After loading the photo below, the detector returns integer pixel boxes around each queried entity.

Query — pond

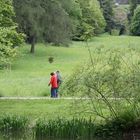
[0,132,122,140]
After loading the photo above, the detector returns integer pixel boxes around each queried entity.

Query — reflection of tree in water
[0,130,32,140]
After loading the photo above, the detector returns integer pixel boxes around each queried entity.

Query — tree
[0,0,24,68]
[128,0,137,22]
[130,6,140,35]
[13,0,72,53]
[114,6,128,35]
[75,0,106,40]
[58,0,82,41]
[98,0,115,34]
[41,0,72,46]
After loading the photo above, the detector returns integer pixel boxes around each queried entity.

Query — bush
[0,44,18,69]
[111,29,120,36]
[0,0,25,69]
[62,48,140,119]
[130,6,140,35]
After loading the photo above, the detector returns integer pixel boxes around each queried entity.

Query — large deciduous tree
[128,0,137,22]
[13,0,72,53]
[0,0,24,68]
[58,0,82,41]
[75,0,106,40]
[98,0,115,34]
[130,6,140,35]
[41,0,72,46]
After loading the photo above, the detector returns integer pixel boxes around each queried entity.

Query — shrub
[62,48,140,119]
[0,0,25,68]
[130,6,140,35]
[111,29,120,36]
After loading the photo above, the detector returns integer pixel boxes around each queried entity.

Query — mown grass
[0,99,100,120]
[0,35,140,96]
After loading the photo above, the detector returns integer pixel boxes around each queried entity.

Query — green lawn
[0,100,75,120]
[0,34,140,121]
[0,35,140,97]
[0,99,107,121]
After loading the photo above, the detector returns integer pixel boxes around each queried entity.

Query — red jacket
[49,74,58,88]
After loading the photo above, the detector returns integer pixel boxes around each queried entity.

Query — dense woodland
[0,0,140,68]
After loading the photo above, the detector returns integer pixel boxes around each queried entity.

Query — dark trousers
[51,88,57,98]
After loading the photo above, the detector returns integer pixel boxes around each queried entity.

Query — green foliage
[114,6,128,35]
[58,0,83,41]
[42,0,72,46]
[99,0,115,33]
[129,0,137,21]
[13,0,106,44]
[0,43,18,68]
[76,0,106,40]
[0,114,139,139]
[62,48,140,118]
[111,29,120,36]
[130,6,140,35]
[87,0,106,34]
[0,27,24,47]
[58,0,82,18]
[0,0,24,68]
[95,107,139,137]
[35,118,96,139]
[0,0,15,27]
[0,115,28,132]
[13,0,72,52]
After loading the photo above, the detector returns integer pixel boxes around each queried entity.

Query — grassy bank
[0,114,139,140]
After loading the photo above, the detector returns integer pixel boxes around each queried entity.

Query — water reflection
[0,130,34,140]
[0,132,121,140]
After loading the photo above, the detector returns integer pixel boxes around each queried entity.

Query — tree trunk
[30,36,36,53]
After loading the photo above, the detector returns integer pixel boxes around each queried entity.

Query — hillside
[0,35,140,97]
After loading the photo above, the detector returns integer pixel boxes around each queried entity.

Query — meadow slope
[0,35,140,97]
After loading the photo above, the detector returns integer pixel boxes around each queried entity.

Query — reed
[0,115,28,132]
[34,118,96,139]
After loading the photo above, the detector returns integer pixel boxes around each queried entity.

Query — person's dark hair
[50,72,54,76]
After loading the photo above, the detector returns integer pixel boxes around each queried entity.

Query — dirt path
[0,97,128,100]
[0,97,90,100]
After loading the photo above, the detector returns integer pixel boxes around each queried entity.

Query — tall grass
[0,115,29,140]
[0,115,137,140]
[35,118,96,139]
[0,115,28,132]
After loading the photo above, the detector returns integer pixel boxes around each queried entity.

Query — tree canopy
[0,0,24,68]
[13,0,106,52]
[130,6,140,35]
[98,0,115,34]
[13,0,74,53]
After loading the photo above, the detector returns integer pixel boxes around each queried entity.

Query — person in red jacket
[48,72,58,98]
